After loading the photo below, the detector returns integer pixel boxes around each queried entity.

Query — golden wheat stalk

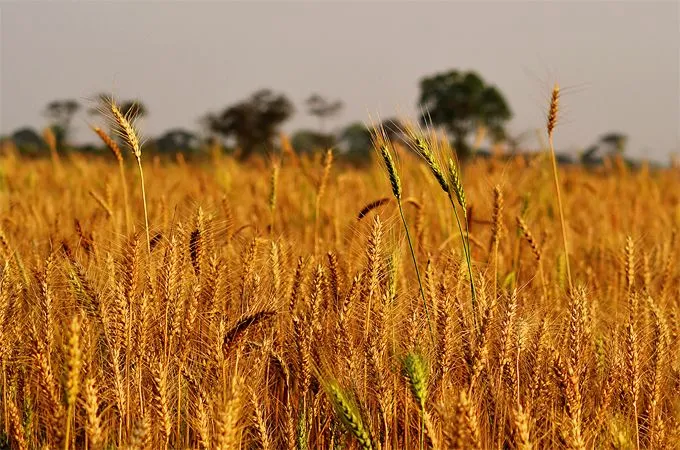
[109,98,151,255]
[546,83,573,292]
[63,314,82,450]
[269,161,280,233]
[373,126,435,347]
[92,126,131,233]
[314,149,333,253]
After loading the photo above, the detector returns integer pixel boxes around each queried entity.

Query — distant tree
[205,89,294,159]
[155,128,200,153]
[44,99,81,147]
[579,132,628,167]
[338,118,405,153]
[339,122,372,155]
[11,127,44,152]
[556,153,575,165]
[306,94,343,133]
[599,132,628,154]
[336,118,406,163]
[418,70,512,160]
[10,127,53,156]
[580,145,601,166]
[291,129,335,153]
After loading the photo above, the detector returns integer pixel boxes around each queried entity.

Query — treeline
[2,69,632,165]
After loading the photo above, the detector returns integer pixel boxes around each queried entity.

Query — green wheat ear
[403,352,428,410]
[326,381,374,450]
[403,351,430,450]
[296,399,308,450]
[448,158,467,215]
[371,123,436,348]
[379,144,402,200]
[404,124,449,193]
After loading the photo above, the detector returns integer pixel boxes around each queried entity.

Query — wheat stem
[398,200,436,348]
[137,159,152,256]
[547,83,573,292]
[446,191,478,329]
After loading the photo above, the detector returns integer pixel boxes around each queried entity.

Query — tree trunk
[237,137,256,160]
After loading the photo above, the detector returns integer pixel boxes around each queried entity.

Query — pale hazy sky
[1,1,678,160]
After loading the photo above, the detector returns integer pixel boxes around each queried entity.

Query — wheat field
[0,99,679,450]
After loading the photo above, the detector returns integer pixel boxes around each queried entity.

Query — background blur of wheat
[0,126,678,449]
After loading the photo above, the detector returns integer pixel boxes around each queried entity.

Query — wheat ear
[8,399,27,450]
[110,99,151,255]
[64,313,82,450]
[327,381,374,450]
[403,352,429,450]
[374,129,435,347]
[546,83,573,292]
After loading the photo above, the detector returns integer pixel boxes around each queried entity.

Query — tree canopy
[43,99,81,148]
[418,70,512,159]
[205,89,294,159]
[599,132,628,154]
[306,94,343,133]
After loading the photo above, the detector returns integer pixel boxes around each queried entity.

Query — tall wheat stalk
[374,129,435,347]
[109,98,151,255]
[315,149,333,254]
[446,157,477,327]
[546,83,573,292]
[269,161,280,234]
[92,126,131,234]
[490,186,503,303]
[403,123,477,328]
